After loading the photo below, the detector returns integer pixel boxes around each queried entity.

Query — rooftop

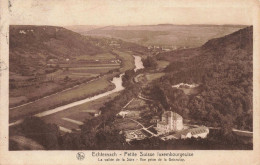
[162,111,182,120]
[181,127,209,136]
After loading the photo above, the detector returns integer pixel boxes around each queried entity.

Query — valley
[9,25,253,150]
[67,24,246,49]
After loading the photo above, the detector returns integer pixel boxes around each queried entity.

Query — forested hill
[164,26,253,84]
[202,26,252,54]
[9,25,104,75]
[159,26,253,131]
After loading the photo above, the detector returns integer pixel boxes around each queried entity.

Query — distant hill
[74,24,247,48]
[65,25,101,33]
[160,26,253,131]
[9,25,104,75]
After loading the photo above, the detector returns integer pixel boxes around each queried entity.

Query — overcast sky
[9,0,253,26]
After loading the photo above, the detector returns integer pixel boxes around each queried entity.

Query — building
[117,110,141,118]
[160,126,210,140]
[117,111,129,118]
[125,130,146,142]
[150,116,160,124]
[180,127,209,139]
[157,111,183,133]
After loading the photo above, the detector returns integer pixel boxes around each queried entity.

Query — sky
[9,0,254,26]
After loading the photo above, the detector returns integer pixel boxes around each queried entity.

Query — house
[48,58,58,63]
[157,111,183,133]
[147,45,153,50]
[117,110,141,118]
[117,111,129,118]
[180,127,209,139]
[162,46,172,52]
[109,41,121,48]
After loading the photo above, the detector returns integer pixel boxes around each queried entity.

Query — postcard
[0,0,259,164]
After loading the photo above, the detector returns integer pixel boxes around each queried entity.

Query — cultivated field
[10,53,121,107]
[74,53,117,60]
[10,50,135,123]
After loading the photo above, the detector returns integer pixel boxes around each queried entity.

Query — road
[138,94,154,102]
[122,98,135,109]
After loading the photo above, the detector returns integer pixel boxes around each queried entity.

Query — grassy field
[113,50,135,72]
[9,72,33,81]
[9,96,27,106]
[75,53,117,60]
[10,82,60,99]
[179,87,200,96]
[10,50,135,122]
[157,60,170,69]
[145,72,165,82]
[67,72,99,78]
[135,72,165,84]
[126,98,147,110]
[69,66,120,74]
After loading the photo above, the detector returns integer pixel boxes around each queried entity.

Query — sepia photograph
[1,0,260,164]
[8,23,253,150]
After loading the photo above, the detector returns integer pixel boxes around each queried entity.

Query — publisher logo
[76,152,85,161]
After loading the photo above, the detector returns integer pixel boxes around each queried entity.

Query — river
[9,55,144,126]
[133,55,144,71]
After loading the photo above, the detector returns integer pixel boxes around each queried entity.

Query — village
[147,45,190,55]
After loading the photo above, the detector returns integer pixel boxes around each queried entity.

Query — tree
[142,56,157,69]
[64,76,70,81]
[19,117,60,150]
[60,133,84,150]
